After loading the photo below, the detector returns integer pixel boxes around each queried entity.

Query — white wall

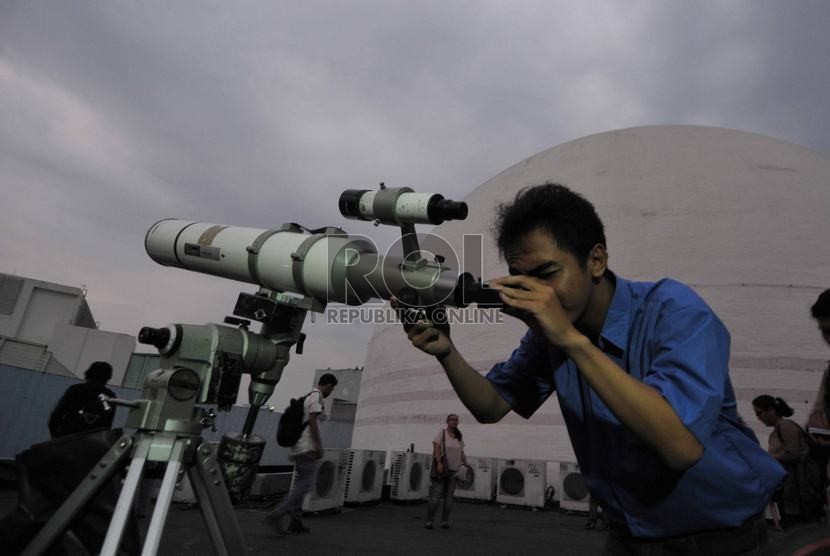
[0,274,135,384]
[50,323,136,384]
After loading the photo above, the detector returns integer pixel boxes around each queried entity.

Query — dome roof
[352,125,830,464]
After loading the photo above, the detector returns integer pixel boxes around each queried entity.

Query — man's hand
[391,298,453,359]
[489,275,583,348]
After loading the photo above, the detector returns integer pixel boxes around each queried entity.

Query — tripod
[23,390,247,556]
[22,430,247,556]
[24,288,318,555]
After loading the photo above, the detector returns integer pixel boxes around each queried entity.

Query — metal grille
[314,460,336,497]
[499,467,525,496]
[563,471,588,501]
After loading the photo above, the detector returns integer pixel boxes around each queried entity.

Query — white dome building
[351,125,830,465]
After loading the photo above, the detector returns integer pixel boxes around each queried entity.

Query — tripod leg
[140,438,187,556]
[100,435,152,556]
[188,442,248,556]
[22,434,134,556]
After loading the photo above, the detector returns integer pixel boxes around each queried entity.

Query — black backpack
[50,384,115,438]
[276,392,313,447]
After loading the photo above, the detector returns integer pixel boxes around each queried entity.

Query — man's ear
[587,244,608,283]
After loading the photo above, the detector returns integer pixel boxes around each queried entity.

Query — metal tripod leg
[140,438,188,556]
[100,435,152,555]
[187,442,248,556]
[21,434,135,556]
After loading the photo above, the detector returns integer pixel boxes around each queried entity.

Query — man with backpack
[48,361,116,438]
[263,373,338,536]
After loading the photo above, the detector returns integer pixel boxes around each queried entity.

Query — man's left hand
[489,275,582,348]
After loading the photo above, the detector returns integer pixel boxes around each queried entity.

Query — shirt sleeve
[485,329,558,419]
[643,303,731,445]
[307,391,324,415]
[433,428,444,445]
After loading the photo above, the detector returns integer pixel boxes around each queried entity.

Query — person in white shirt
[264,373,338,536]
[425,413,468,529]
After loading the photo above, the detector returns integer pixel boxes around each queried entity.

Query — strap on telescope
[246,223,347,292]
[246,224,301,284]
[288,226,347,295]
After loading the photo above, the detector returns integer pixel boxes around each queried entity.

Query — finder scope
[339,187,467,225]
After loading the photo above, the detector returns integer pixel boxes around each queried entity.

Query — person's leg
[426,477,443,528]
[441,471,457,527]
[264,454,317,534]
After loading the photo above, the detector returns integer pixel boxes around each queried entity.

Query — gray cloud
[2,0,829,405]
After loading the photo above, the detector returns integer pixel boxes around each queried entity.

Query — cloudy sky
[2,1,829,407]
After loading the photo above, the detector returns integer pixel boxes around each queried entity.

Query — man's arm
[564,336,703,470]
[493,275,703,471]
[404,320,511,423]
[308,413,323,454]
[437,345,512,423]
[432,441,444,474]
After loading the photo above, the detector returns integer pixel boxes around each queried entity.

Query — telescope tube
[145,219,460,308]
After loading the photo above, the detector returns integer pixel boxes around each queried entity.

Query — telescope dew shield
[146,219,382,305]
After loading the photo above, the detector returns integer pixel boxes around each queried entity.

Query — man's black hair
[811,289,830,319]
[84,361,113,384]
[318,373,338,387]
[494,183,606,267]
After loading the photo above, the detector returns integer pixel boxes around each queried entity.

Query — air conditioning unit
[249,472,293,497]
[496,458,547,508]
[292,448,349,512]
[454,456,496,502]
[389,451,430,501]
[343,449,386,504]
[559,461,590,513]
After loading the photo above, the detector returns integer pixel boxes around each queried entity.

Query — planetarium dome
[351,125,830,465]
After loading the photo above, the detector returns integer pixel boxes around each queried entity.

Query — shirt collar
[598,271,631,355]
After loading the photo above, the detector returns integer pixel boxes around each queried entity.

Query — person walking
[425,413,467,529]
[263,373,338,536]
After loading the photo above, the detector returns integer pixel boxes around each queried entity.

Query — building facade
[0,273,135,384]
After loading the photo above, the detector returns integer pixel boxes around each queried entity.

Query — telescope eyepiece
[338,189,370,221]
[428,196,468,224]
[138,326,172,350]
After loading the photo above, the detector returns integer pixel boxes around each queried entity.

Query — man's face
[321,383,335,398]
[505,228,598,327]
[818,316,830,347]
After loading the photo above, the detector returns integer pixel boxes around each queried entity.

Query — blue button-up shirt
[486,273,785,537]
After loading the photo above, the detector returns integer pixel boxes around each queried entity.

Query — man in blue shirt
[403,183,785,553]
